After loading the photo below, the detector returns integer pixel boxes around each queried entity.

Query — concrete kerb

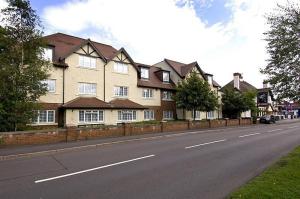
[0,124,259,161]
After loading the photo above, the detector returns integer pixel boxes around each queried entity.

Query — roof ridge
[46,32,115,48]
[165,58,187,66]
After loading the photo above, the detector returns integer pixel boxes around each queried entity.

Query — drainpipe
[104,62,107,102]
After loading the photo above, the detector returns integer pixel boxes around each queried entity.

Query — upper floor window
[142,89,153,98]
[79,110,104,123]
[43,48,53,61]
[162,91,172,100]
[32,110,55,124]
[114,62,128,74]
[163,72,170,83]
[79,83,96,95]
[79,55,96,69]
[114,86,128,97]
[141,68,149,79]
[41,79,56,93]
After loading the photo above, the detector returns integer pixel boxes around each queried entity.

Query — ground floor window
[144,110,154,120]
[118,110,137,121]
[79,110,104,123]
[163,110,173,120]
[192,110,201,119]
[207,111,214,119]
[33,110,55,123]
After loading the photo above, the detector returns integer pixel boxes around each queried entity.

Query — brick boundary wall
[0,118,252,147]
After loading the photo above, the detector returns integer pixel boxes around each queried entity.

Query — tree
[261,2,300,102]
[222,89,257,119]
[173,72,219,121]
[0,0,49,131]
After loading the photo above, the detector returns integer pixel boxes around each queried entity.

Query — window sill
[77,66,98,71]
[162,99,173,101]
[78,122,104,125]
[113,96,128,99]
[77,94,97,96]
[113,71,129,75]
[30,123,57,126]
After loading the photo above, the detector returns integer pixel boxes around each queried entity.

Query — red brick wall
[0,119,253,147]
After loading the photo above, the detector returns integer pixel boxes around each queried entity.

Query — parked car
[260,115,276,124]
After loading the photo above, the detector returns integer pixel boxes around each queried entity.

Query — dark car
[260,115,276,124]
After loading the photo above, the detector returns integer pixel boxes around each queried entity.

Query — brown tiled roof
[212,80,221,88]
[137,64,176,90]
[164,59,206,79]
[44,33,118,64]
[220,80,257,93]
[62,97,111,109]
[109,99,145,109]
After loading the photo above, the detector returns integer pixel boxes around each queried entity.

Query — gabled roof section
[164,59,206,79]
[220,80,257,93]
[212,80,221,88]
[61,39,107,62]
[109,47,139,72]
[44,32,118,64]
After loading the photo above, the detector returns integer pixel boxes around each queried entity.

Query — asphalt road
[0,121,300,199]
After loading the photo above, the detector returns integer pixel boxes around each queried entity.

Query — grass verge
[230,146,300,199]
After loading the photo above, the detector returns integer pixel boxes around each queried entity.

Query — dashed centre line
[35,154,155,183]
[185,139,227,149]
[268,129,282,133]
[239,133,261,138]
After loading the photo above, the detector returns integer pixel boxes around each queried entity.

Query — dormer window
[141,67,149,79]
[163,71,170,83]
[43,48,53,62]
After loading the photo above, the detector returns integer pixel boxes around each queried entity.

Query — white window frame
[79,110,104,123]
[144,110,154,120]
[43,48,53,62]
[114,86,128,97]
[118,110,137,121]
[142,89,153,99]
[33,110,55,124]
[163,72,170,83]
[79,55,96,69]
[192,110,201,119]
[207,111,215,119]
[162,91,172,101]
[41,79,56,93]
[163,110,173,120]
[141,67,149,79]
[114,62,128,74]
[78,83,97,95]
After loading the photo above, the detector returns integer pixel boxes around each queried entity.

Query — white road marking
[185,139,226,149]
[268,129,282,133]
[35,154,155,183]
[288,126,299,129]
[239,133,261,138]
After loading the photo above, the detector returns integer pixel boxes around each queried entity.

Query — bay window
[79,110,104,123]
[118,110,137,121]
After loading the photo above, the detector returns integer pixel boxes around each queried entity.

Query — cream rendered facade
[39,44,161,126]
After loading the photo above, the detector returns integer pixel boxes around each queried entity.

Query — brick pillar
[66,126,78,142]
[188,120,192,130]
[208,119,211,128]
[239,118,241,125]
[160,121,166,132]
[225,118,228,126]
[124,123,131,136]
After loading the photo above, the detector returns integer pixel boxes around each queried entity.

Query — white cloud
[42,0,297,88]
[0,0,8,22]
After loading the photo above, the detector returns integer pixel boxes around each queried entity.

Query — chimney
[233,73,242,90]
[263,81,268,88]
